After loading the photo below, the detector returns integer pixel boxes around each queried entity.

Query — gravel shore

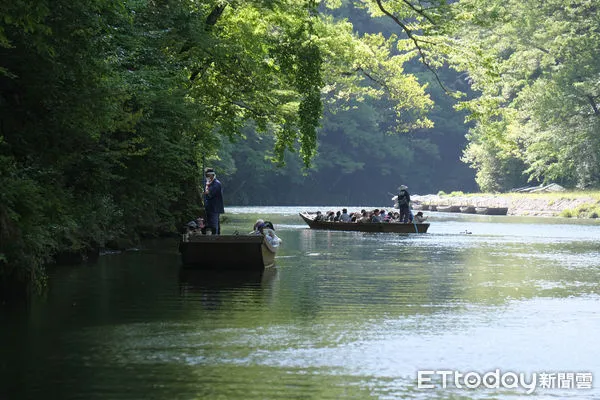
[411,194,600,217]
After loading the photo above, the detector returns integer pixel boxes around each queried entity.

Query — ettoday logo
[417,370,593,394]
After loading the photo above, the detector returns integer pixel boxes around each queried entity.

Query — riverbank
[412,191,600,218]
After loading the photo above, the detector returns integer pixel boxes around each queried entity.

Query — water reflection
[2,208,600,400]
[179,268,277,291]
[178,268,278,307]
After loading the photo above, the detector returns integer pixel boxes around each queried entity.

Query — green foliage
[1,0,456,298]
[559,209,573,218]
[447,0,600,191]
[559,203,600,219]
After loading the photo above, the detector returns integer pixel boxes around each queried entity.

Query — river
[1,206,599,399]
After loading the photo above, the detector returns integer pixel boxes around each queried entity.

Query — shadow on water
[176,267,279,316]
[178,267,278,292]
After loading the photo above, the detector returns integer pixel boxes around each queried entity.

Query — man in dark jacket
[203,167,225,235]
[397,185,411,223]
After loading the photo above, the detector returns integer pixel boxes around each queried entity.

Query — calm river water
[1,206,600,400]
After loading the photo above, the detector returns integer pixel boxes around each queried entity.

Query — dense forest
[2,0,599,296]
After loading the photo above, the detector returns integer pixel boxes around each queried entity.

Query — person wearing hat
[414,211,428,223]
[396,184,411,223]
[203,167,224,235]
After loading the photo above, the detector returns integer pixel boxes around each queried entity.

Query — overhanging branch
[587,95,599,116]
[401,0,435,24]
[374,0,452,94]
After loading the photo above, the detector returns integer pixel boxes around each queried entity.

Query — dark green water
[2,207,600,399]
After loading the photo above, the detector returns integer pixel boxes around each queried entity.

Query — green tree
[448,0,600,189]
[1,0,444,298]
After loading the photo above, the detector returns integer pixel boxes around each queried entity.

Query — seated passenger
[358,211,370,223]
[314,211,324,221]
[334,211,341,222]
[370,209,382,223]
[414,211,428,223]
[326,211,335,221]
[186,217,205,233]
[340,208,351,222]
[251,219,265,234]
[259,221,282,250]
[263,220,275,230]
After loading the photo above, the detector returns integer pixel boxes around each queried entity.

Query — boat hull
[436,205,461,213]
[179,234,276,270]
[475,207,508,215]
[299,213,429,233]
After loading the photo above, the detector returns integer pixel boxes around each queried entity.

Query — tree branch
[587,94,600,116]
[206,4,227,28]
[357,67,388,90]
[374,0,452,94]
[401,0,435,24]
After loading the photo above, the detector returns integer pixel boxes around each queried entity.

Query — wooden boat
[299,212,429,233]
[475,207,509,215]
[460,206,476,214]
[436,205,461,213]
[179,234,278,270]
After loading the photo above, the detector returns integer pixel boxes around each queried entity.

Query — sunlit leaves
[449,0,600,189]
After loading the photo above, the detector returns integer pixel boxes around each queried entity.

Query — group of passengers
[313,208,427,224]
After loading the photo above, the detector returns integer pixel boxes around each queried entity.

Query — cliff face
[411,194,600,217]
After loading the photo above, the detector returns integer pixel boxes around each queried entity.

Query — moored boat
[436,205,461,213]
[179,233,278,270]
[299,212,429,233]
[475,207,508,215]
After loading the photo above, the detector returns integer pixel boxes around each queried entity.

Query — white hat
[398,185,408,190]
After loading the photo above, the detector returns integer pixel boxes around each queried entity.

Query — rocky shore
[411,193,600,218]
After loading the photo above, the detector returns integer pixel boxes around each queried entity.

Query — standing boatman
[396,184,411,223]
[203,167,224,235]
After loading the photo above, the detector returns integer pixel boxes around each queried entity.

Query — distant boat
[299,212,430,233]
[460,206,476,214]
[412,203,430,211]
[179,234,278,270]
[475,207,509,215]
[436,205,461,213]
